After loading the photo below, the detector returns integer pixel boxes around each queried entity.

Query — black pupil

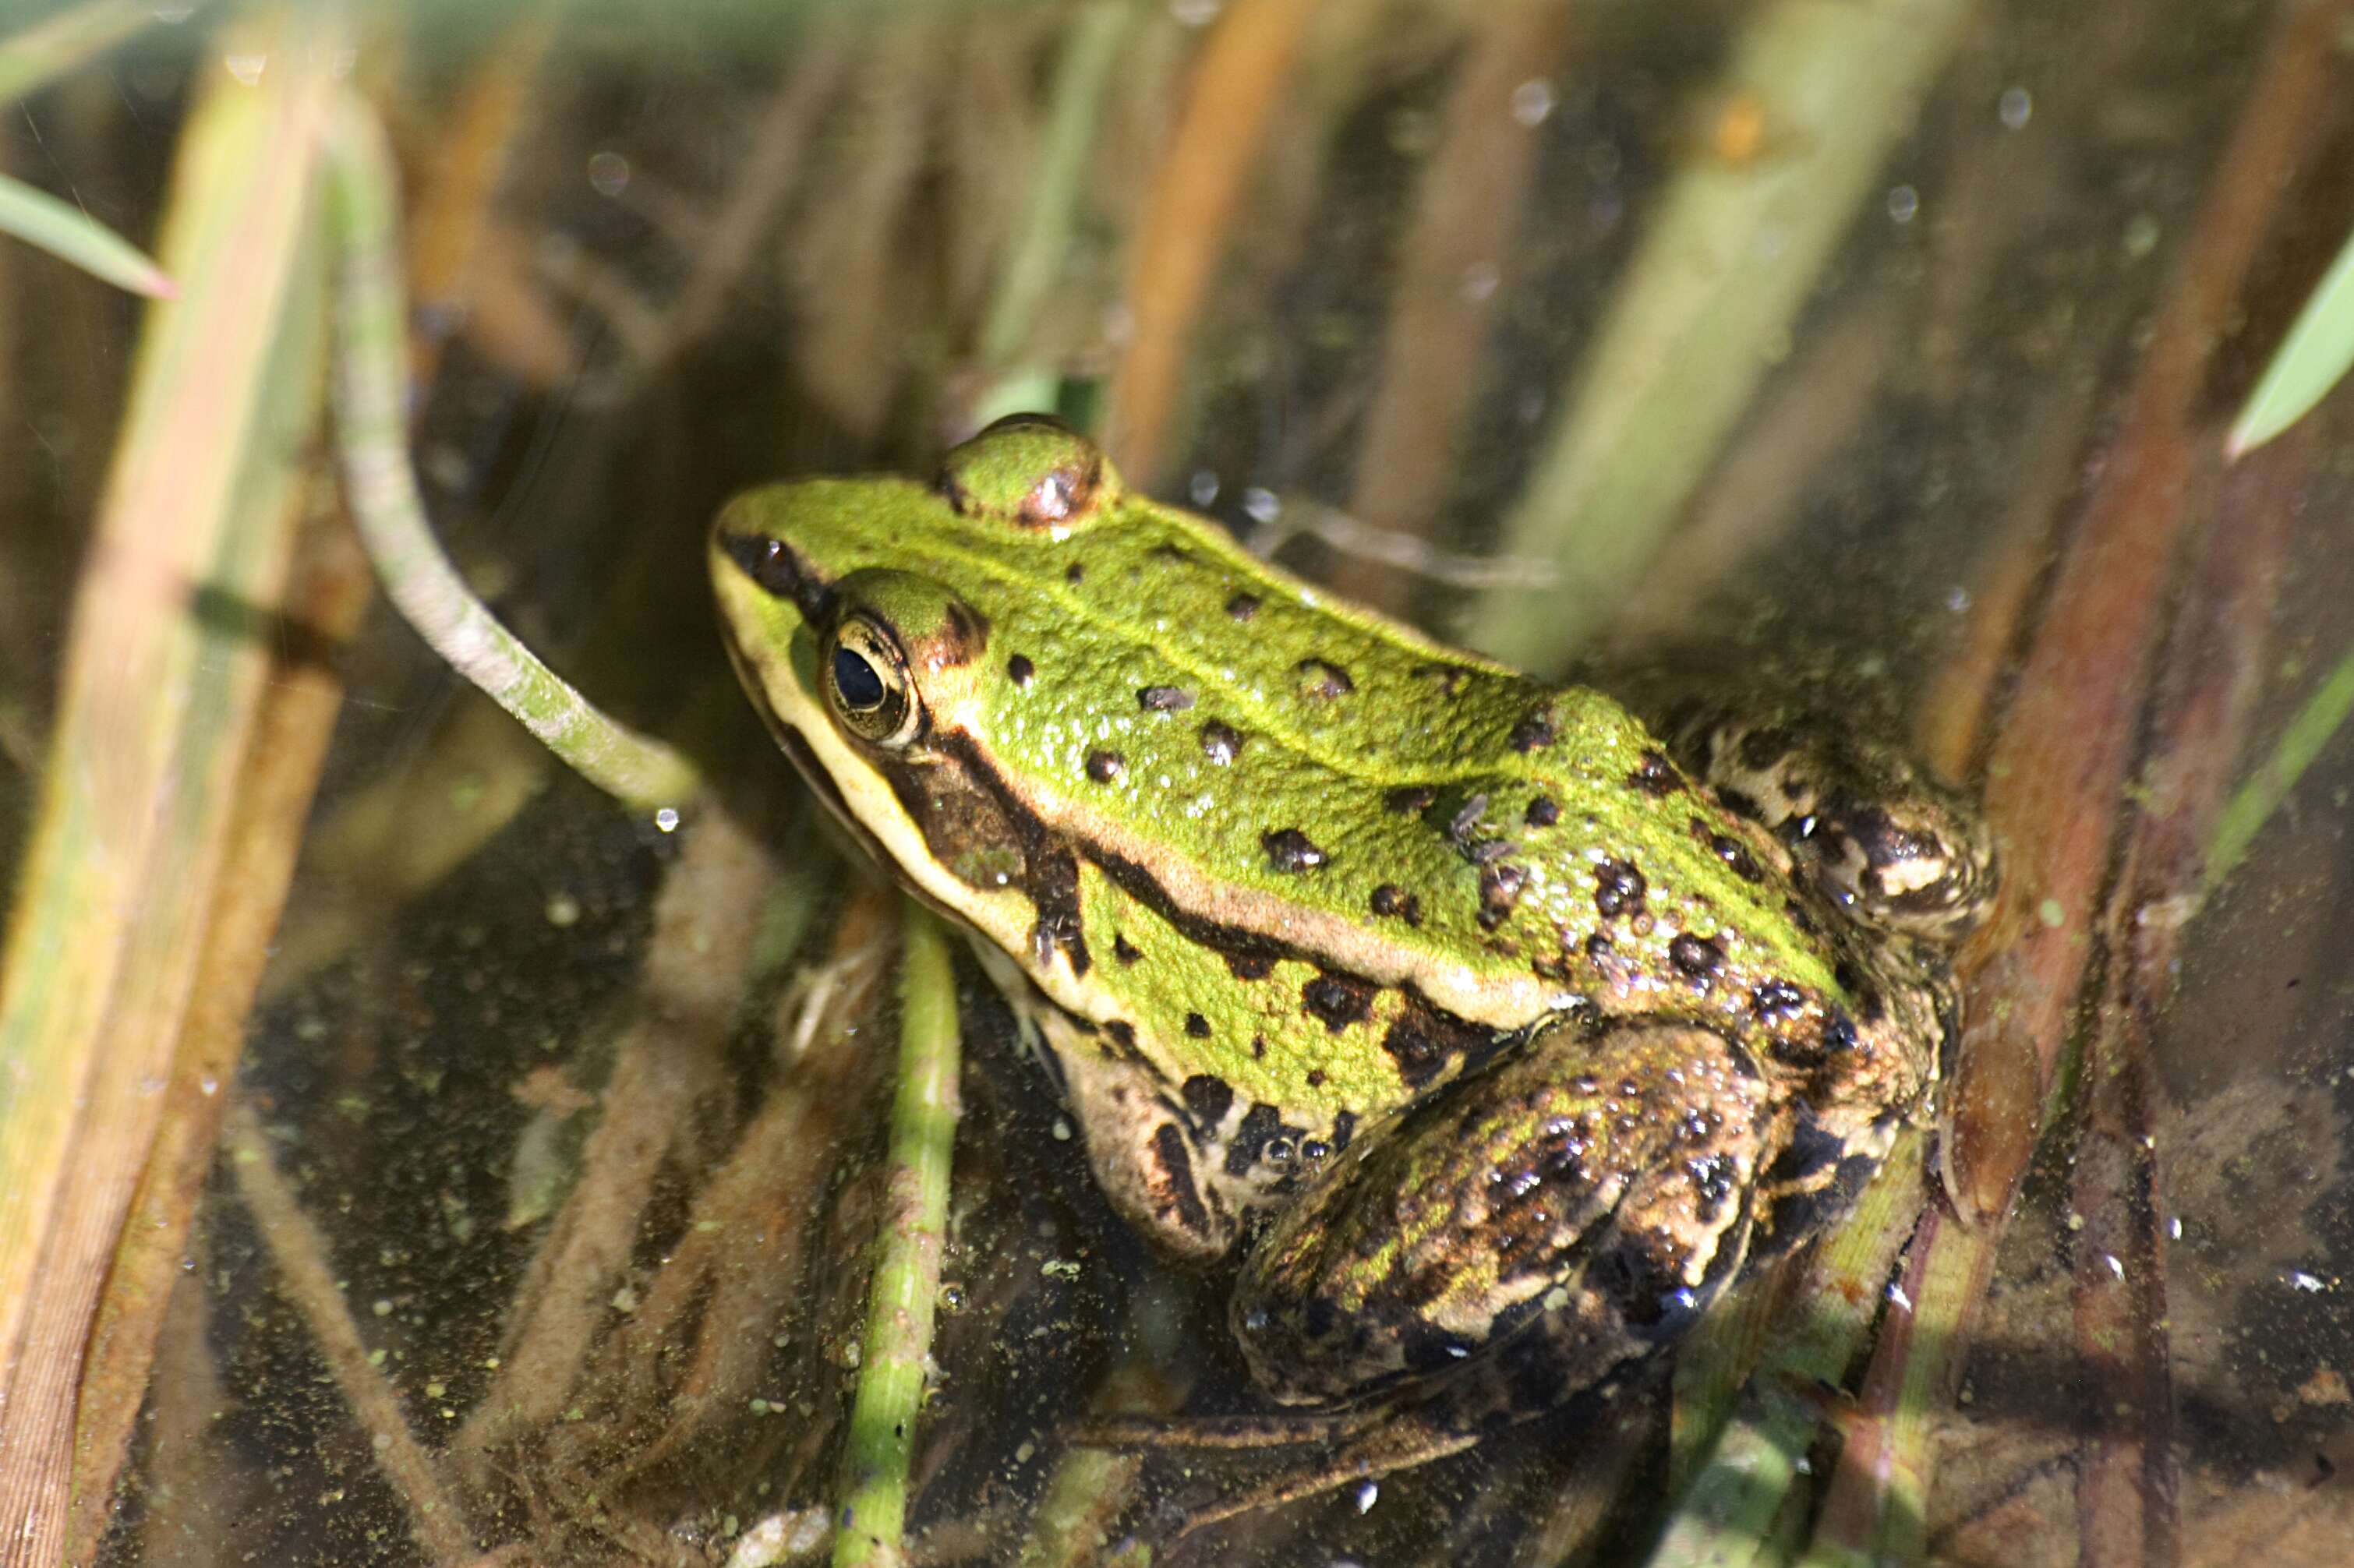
[832,647,886,711]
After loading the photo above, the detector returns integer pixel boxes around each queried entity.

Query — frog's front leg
[1009,987,1246,1262]
[1231,1018,1776,1416]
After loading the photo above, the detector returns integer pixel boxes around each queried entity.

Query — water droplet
[587,150,631,198]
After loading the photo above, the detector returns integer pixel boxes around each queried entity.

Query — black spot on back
[1301,972,1377,1032]
[1479,863,1527,928]
[1629,749,1681,796]
[1380,1006,1478,1089]
[1295,658,1355,700]
[1263,828,1327,871]
[1707,830,1762,881]
[1511,705,1560,753]
[1199,720,1243,764]
[1669,932,1723,979]
[1594,860,1646,918]
[1750,977,1804,1022]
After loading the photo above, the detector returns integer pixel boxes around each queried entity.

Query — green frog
[709,415,1992,1519]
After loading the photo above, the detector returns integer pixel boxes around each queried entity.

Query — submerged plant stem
[1480,0,1970,669]
[322,94,702,815]
[833,905,963,1568]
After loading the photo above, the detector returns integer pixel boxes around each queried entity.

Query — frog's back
[782,478,1889,1078]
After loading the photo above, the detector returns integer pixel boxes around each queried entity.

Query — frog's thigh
[1033,1011,1239,1263]
[1232,1019,1773,1411]
[1668,706,1996,942]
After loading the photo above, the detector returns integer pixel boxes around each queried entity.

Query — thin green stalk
[972,0,1140,423]
[2204,637,2354,894]
[321,94,702,814]
[832,904,963,1568]
[1649,1132,1927,1568]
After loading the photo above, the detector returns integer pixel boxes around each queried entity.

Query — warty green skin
[709,417,1971,1424]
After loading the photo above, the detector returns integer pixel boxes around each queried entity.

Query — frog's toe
[1674,712,1996,943]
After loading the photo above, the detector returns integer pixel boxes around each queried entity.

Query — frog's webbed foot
[1072,1403,1479,1542]
[1069,1406,1387,1451]
[1663,705,1996,945]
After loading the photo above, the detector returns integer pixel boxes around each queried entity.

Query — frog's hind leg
[1664,705,1996,945]
[1083,1019,1776,1537]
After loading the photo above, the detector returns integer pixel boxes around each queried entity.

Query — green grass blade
[0,0,153,105]
[0,171,173,296]
[2228,220,2354,457]
[832,904,964,1568]
[0,9,339,1554]
[2205,636,2354,891]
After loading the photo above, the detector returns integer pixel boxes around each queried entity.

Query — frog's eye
[824,613,921,748]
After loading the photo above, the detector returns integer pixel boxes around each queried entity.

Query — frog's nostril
[719,528,797,596]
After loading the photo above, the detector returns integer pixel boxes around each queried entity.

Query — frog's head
[708,415,1130,963]
[710,411,1124,744]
